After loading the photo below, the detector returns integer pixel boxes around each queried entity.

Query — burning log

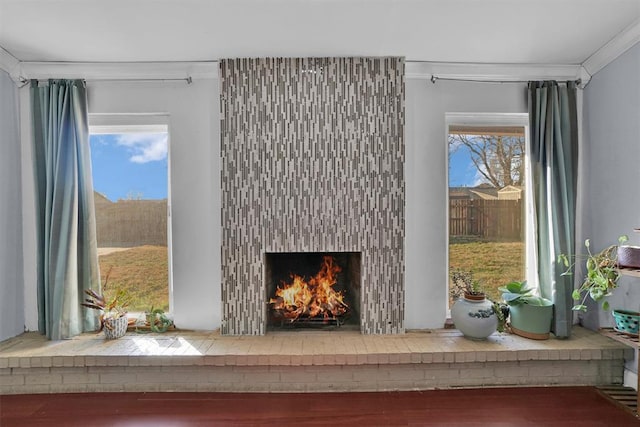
[269,256,350,322]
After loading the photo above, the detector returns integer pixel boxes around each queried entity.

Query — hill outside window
[89,120,172,317]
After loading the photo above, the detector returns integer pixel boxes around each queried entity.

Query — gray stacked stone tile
[220,57,405,335]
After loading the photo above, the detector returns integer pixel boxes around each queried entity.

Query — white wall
[20,79,221,332]
[581,42,640,330]
[0,69,24,340]
[17,74,529,334]
[89,80,221,330]
[84,77,528,332]
[404,79,528,329]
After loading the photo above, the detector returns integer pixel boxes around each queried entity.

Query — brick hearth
[0,327,630,394]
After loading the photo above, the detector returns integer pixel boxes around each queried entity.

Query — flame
[269,256,349,321]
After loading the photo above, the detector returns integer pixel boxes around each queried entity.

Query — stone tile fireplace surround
[220,57,405,335]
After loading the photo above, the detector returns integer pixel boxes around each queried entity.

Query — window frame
[88,114,174,316]
[444,112,535,314]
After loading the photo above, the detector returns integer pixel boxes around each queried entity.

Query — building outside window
[446,114,534,309]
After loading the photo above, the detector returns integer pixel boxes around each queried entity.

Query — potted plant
[499,280,553,340]
[559,235,638,335]
[81,287,130,339]
[450,269,500,340]
[558,236,628,312]
[143,306,173,333]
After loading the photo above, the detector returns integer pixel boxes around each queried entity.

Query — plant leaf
[501,292,522,303]
[558,254,570,268]
[522,296,549,306]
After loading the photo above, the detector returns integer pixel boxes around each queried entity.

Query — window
[89,121,172,314]
[446,114,534,309]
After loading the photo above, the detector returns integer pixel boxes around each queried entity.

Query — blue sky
[90,133,168,201]
[90,132,478,200]
[449,142,481,187]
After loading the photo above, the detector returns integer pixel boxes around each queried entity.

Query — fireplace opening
[265,252,361,330]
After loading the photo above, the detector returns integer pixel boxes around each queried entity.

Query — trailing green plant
[132,306,174,334]
[492,301,508,333]
[499,280,551,307]
[558,235,628,312]
[145,307,173,333]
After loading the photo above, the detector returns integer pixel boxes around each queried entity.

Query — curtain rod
[429,75,584,87]
[17,66,583,88]
[87,76,193,84]
[18,76,193,87]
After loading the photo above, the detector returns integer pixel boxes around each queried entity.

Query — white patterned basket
[103,316,128,339]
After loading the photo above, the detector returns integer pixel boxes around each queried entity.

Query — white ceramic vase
[451,294,498,340]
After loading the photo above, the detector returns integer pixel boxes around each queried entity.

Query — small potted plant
[81,270,130,339]
[450,269,484,301]
[499,280,553,340]
[144,306,173,333]
[450,269,499,340]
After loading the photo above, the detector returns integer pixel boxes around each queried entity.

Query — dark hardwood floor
[1,387,638,426]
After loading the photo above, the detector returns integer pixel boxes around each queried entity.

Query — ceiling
[0,0,639,66]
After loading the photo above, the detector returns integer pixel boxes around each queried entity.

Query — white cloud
[473,170,487,186]
[116,133,168,164]
[92,135,108,145]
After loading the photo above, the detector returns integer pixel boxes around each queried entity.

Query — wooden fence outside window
[449,199,522,241]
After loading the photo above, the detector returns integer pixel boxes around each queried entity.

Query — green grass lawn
[449,240,525,303]
[97,241,523,312]
[98,245,169,312]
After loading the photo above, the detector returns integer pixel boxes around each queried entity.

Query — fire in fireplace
[270,256,348,320]
[265,252,360,329]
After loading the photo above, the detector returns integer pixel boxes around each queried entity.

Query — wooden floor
[1,387,638,426]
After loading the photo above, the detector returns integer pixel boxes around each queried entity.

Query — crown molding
[11,54,624,85]
[18,61,218,81]
[0,46,21,81]
[17,58,583,83]
[582,18,640,77]
[405,61,583,82]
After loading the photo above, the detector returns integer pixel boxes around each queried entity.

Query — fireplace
[220,57,405,335]
[265,252,361,330]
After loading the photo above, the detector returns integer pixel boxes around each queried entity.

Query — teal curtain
[528,81,578,338]
[31,79,100,340]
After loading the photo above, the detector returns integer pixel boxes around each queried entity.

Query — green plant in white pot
[80,267,131,339]
[499,280,553,340]
[449,269,500,340]
[81,288,130,339]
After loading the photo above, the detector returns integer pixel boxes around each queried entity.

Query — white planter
[103,316,128,339]
[451,295,498,340]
